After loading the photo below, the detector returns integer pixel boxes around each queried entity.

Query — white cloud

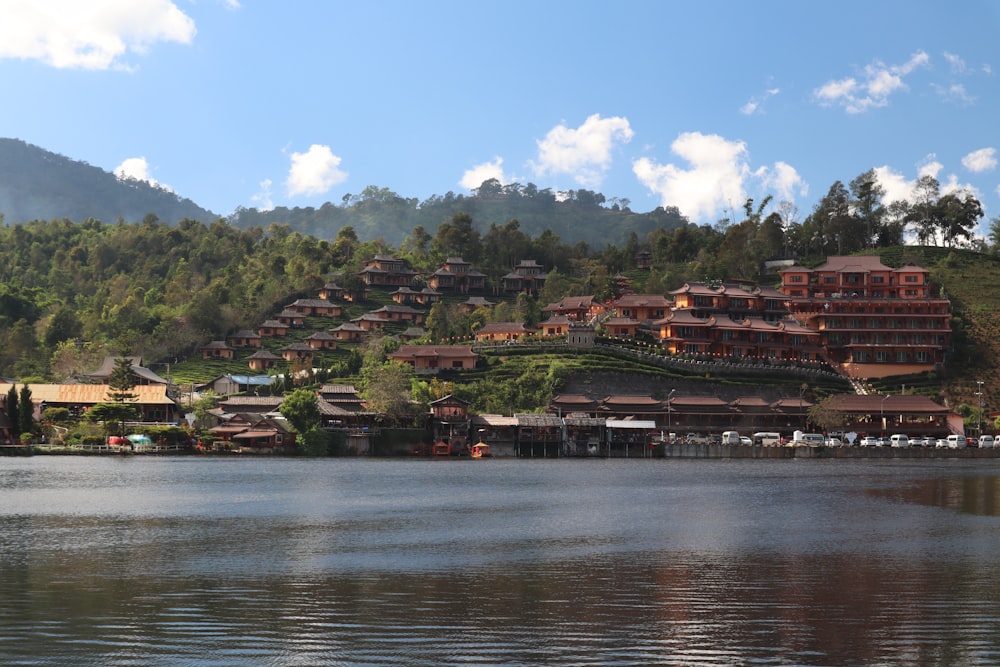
[875,157,980,206]
[532,114,633,188]
[962,148,997,173]
[813,50,929,113]
[933,82,976,104]
[460,157,507,191]
[756,161,808,202]
[0,0,196,70]
[943,51,967,74]
[633,132,808,223]
[251,178,274,211]
[114,156,172,191]
[740,87,780,115]
[286,144,348,197]
[633,132,751,222]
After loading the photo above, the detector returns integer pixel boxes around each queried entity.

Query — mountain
[0,138,217,225]
[0,138,689,246]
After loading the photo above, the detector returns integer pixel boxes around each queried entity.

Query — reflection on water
[2,458,1000,666]
[870,473,1000,516]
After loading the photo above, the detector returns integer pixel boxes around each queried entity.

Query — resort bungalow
[199,340,235,360]
[247,349,282,370]
[258,319,289,338]
[281,343,315,364]
[538,315,573,337]
[474,322,537,342]
[227,330,262,349]
[304,331,337,350]
[285,298,342,317]
[330,322,365,341]
[317,281,345,301]
[541,295,605,322]
[390,345,479,372]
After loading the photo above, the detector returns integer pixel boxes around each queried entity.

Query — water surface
[2,457,1000,665]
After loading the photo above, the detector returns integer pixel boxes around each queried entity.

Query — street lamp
[881,394,890,438]
[976,380,985,436]
[667,388,676,437]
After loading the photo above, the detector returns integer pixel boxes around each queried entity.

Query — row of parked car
[858,434,994,448]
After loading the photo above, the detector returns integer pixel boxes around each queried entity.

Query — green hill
[0,138,217,225]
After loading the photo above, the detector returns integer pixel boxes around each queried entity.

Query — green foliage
[42,407,71,424]
[18,385,34,435]
[6,385,19,437]
[279,388,321,433]
[297,427,331,456]
[87,402,139,436]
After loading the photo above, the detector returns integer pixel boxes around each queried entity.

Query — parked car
[740,436,752,446]
[935,438,949,448]
[860,436,878,447]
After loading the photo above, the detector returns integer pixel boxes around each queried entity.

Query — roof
[319,384,359,394]
[613,293,673,308]
[824,394,951,415]
[0,383,176,405]
[471,414,519,427]
[392,345,477,358]
[606,419,657,429]
[476,322,536,334]
[515,413,562,427]
[288,298,338,308]
[813,255,895,273]
[247,349,282,360]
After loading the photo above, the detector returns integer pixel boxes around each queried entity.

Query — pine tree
[6,385,19,439]
[18,384,34,437]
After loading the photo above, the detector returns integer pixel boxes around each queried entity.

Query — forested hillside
[228,182,688,248]
[0,139,216,225]
[1,138,999,415]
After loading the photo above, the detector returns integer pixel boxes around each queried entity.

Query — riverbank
[653,443,1000,459]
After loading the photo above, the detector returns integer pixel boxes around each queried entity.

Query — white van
[947,434,965,449]
[979,434,995,448]
[753,432,781,446]
[890,434,909,448]
[794,432,825,446]
[721,431,742,445]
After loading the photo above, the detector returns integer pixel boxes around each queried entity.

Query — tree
[849,169,885,248]
[988,217,1000,253]
[937,191,983,247]
[360,361,414,425]
[18,384,34,437]
[908,175,941,244]
[92,357,140,439]
[279,388,321,434]
[430,212,481,263]
[6,384,19,440]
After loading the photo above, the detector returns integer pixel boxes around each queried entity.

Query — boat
[432,440,452,456]
[470,441,492,458]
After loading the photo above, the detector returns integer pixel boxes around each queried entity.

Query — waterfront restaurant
[820,394,960,438]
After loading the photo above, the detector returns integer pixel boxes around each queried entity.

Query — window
[896,350,910,362]
[871,275,885,284]
[916,351,930,362]
[904,275,919,283]
[789,275,804,283]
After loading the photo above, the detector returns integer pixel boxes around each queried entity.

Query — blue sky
[1,0,998,235]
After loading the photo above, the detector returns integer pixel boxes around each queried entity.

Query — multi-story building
[670,282,788,322]
[778,255,951,375]
[428,257,488,293]
[501,259,547,294]
[358,254,419,287]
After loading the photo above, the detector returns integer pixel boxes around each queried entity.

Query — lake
[2,456,1000,666]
